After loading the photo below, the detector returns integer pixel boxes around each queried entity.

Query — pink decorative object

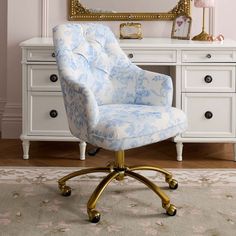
[194,0,215,8]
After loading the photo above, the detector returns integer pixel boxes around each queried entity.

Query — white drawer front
[28,65,60,91]
[27,49,56,62]
[125,50,176,63]
[182,93,235,138]
[28,92,71,136]
[182,66,236,92]
[182,50,236,63]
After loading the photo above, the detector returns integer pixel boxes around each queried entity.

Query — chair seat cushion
[89,104,187,151]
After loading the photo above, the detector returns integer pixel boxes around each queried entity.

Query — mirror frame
[68,0,191,21]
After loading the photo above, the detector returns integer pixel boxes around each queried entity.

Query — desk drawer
[182,66,236,92]
[28,92,70,135]
[182,93,235,138]
[27,49,56,62]
[28,65,60,91]
[182,50,236,63]
[125,50,176,63]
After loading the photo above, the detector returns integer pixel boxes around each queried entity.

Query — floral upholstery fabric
[53,23,187,151]
[90,104,186,151]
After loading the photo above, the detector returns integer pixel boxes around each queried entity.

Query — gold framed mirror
[68,0,191,21]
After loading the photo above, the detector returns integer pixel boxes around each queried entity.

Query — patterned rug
[0,168,236,236]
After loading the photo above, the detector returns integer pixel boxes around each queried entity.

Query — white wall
[214,0,236,39]
[1,0,41,138]
[0,0,235,138]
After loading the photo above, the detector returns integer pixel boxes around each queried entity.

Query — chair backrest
[53,23,140,106]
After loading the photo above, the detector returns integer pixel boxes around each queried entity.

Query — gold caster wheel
[168,179,178,190]
[166,204,177,216]
[88,209,101,223]
[59,185,72,197]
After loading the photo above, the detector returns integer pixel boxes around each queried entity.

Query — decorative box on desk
[20,37,236,161]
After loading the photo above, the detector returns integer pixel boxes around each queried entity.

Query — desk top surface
[20,37,236,49]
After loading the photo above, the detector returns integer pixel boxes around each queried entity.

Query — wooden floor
[0,139,236,168]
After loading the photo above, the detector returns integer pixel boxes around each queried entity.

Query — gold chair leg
[58,151,178,222]
[58,167,111,197]
[87,171,120,223]
[125,170,177,216]
[129,166,178,190]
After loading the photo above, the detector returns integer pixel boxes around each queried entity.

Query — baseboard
[1,103,22,138]
[0,98,6,133]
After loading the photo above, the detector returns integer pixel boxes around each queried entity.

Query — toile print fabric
[53,23,187,151]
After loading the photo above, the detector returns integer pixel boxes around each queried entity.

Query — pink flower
[0,218,11,226]
[46,199,63,212]
[0,212,10,218]
[37,222,53,229]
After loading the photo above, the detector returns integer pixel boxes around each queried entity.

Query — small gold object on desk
[120,23,142,39]
[192,7,211,41]
[192,0,215,41]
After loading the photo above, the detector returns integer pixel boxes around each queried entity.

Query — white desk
[20,37,236,161]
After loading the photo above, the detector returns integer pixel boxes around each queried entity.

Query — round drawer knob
[49,110,58,118]
[51,52,56,58]
[204,75,213,83]
[128,53,134,59]
[205,111,213,119]
[50,74,58,83]
[206,54,212,59]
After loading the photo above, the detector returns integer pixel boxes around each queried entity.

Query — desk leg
[176,142,183,162]
[234,144,236,162]
[22,140,30,160]
[79,141,87,160]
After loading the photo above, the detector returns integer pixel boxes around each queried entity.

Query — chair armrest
[135,69,173,106]
[60,78,99,139]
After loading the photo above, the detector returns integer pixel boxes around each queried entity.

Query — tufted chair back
[53,23,141,106]
[53,23,173,142]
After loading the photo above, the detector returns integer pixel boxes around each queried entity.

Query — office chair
[53,23,187,223]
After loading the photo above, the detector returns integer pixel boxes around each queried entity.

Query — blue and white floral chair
[53,23,187,223]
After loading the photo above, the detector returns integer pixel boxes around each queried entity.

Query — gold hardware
[115,150,125,168]
[120,23,142,39]
[165,203,177,216]
[58,151,178,223]
[128,165,178,189]
[68,0,191,21]
[87,171,120,217]
[58,167,111,184]
[125,170,170,205]
[168,179,179,190]
[59,183,72,197]
[88,209,101,223]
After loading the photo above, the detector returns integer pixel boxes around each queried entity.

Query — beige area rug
[0,168,236,236]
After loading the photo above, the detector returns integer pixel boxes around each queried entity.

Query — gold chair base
[58,151,178,223]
